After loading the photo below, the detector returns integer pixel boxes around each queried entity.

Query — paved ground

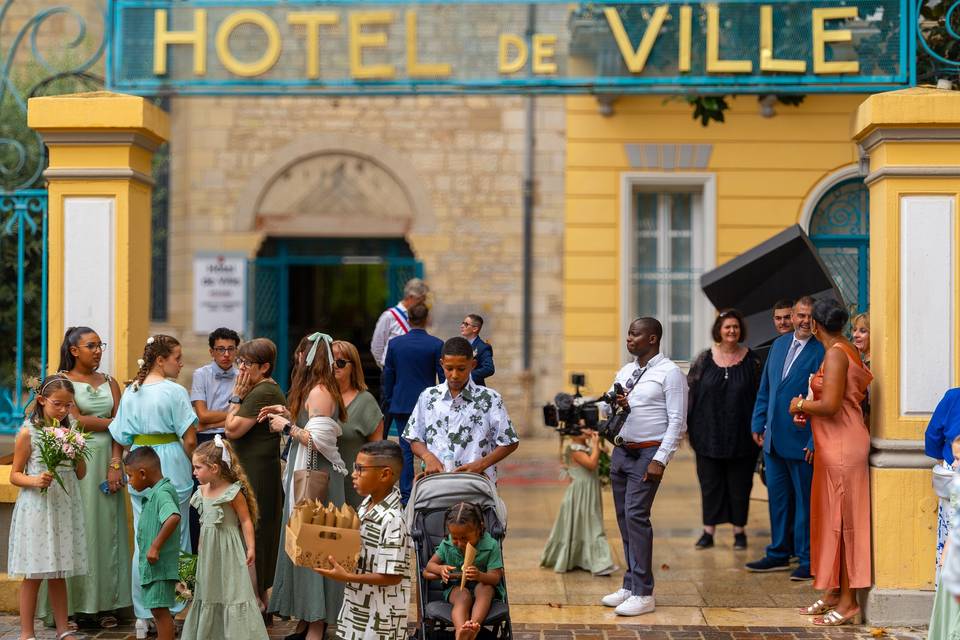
[1,437,926,638]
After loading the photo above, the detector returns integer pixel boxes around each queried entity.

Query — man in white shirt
[601,317,688,617]
[370,278,429,369]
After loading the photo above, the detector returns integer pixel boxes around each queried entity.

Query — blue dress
[109,379,197,619]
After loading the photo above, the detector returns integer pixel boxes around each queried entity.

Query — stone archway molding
[234,132,437,235]
[798,163,862,232]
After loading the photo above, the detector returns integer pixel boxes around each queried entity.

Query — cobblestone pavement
[0,619,926,639]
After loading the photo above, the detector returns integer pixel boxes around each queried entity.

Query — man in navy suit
[746,296,824,581]
[459,313,495,386]
[382,303,444,504]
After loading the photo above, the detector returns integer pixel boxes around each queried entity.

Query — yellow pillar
[853,87,960,625]
[27,92,169,381]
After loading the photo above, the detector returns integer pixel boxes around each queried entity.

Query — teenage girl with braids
[109,334,198,627]
[424,502,505,640]
[38,327,131,630]
[181,437,268,640]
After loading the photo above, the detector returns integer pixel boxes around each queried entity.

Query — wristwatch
[797,398,805,412]
[228,395,242,405]
[282,422,294,436]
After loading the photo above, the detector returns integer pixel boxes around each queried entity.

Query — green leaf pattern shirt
[403,380,519,482]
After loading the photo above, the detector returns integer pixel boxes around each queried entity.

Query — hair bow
[213,434,231,468]
[305,332,334,370]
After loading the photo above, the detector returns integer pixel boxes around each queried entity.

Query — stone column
[853,87,960,625]
[28,92,169,381]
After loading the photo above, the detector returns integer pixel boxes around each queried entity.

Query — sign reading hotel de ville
[193,254,247,334]
[109,0,914,95]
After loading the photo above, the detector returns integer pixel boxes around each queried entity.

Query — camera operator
[600,317,688,617]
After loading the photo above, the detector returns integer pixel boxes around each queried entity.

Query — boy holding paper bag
[315,440,410,640]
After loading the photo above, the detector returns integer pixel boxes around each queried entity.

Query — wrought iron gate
[809,178,870,314]
[0,190,48,432]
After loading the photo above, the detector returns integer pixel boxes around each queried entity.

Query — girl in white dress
[8,374,88,640]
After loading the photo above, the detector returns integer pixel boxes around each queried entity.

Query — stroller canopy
[405,472,508,531]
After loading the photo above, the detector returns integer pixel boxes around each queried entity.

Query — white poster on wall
[193,254,246,334]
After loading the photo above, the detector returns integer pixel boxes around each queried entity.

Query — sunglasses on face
[334,359,350,369]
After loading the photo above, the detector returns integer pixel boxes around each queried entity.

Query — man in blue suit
[382,303,444,505]
[746,296,824,581]
[460,313,495,386]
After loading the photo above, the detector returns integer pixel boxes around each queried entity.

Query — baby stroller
[406,472,513,640]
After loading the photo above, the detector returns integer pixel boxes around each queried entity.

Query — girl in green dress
[181,436,268,640]
[540,429,616,576]
[39,327,131,629]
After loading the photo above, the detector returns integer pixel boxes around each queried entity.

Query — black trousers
[695,452,758,527]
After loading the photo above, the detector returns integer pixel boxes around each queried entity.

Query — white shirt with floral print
[402,380,519,482]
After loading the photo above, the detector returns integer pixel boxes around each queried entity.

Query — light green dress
[930,473,960,639]
[268,409,346,622]
[180,483,268,640]
[40,378,132,620]
[540,444,615,575]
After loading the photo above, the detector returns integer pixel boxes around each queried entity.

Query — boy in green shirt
[125,447,182,640]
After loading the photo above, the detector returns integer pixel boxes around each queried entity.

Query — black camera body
[543,373,620,437]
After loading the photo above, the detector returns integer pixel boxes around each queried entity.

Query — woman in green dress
[261,333,347,640]
[40,326,131,629]
[332,340,384,508]
[224,337,286,615]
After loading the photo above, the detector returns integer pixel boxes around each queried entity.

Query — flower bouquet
[176,552,198,603]
[34,420,92,495]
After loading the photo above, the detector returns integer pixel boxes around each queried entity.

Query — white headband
[213,434,231,468]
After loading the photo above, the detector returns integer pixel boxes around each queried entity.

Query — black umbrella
[699,225,844,356]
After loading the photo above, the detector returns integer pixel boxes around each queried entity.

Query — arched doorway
[808,178,870,313]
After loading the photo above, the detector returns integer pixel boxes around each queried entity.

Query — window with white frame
[629,189,707,362]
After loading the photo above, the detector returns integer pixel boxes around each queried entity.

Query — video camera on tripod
[542,373,630,443]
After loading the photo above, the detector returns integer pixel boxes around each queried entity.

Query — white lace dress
[7,421,88,579]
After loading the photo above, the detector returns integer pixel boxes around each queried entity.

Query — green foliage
[598,449,611,487]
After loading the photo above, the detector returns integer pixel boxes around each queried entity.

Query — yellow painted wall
[564,94,868,389]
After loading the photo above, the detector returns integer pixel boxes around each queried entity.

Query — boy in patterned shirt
[316,440,411,640]
[404,337,520,481]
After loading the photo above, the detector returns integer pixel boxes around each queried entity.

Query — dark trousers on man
[611,446,662,596]
[392,414,414,505]
[763,446,813,569]
[189,430,219,553]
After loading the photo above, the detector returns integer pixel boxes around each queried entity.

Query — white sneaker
[600,588,632,607]
[615,594,656,616]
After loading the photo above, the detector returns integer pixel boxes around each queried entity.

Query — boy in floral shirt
[404,337,520,481]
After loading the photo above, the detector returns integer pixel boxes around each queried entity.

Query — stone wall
[161,95,567,431]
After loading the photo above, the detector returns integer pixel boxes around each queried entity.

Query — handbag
[293,439,329,505]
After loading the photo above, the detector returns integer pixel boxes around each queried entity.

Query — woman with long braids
[260,333,348,640]
[38,327,131,629]
[109,334,198,628]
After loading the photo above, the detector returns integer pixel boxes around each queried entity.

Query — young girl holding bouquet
[8,374,89,640]
[540,429,616,576]
[180,436,268,640]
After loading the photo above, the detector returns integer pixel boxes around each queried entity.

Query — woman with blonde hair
[852,312,870,368]
[332,340,384,507]
[260,333,347,640]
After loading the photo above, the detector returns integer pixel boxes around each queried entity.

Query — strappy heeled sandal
[799,598,835,615]
[814,607,861,626]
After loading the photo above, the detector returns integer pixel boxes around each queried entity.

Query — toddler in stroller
[408,472,512,640]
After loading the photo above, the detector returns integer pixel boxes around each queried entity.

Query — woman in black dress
[687,309,761,551]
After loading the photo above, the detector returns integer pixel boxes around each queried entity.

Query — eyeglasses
[334,359,350,369]
[236,358,259,367]
[460,322,478,328]
[82,342,107,351]
[47,399,76,411]
[213,346,237,354]
[352,462,389,474]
